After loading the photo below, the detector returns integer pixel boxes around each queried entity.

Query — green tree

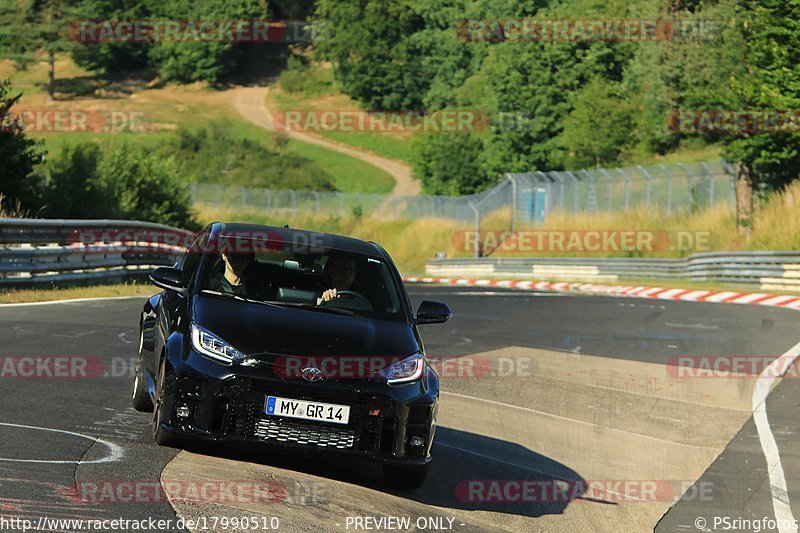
[314,0,426,109]
[721,0,800,232]
[0,78,45,214]
[480,40,633,178]
[412,131,487,195]
[144,0,271,84]
[556,78,635,169]
[42,143,109,218]
[0,0,87,99]
[98,144,196,228]
[70,0,150,73]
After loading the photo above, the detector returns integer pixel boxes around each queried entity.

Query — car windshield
[199,237,405,322]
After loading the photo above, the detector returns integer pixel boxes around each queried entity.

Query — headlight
[379,353,424,384]
[190,323,246,364]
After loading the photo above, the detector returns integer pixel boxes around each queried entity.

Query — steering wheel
[332,290,373,310]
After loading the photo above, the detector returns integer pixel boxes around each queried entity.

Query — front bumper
[159,342,439,465]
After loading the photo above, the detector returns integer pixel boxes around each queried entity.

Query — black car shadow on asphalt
[177,426,596,520]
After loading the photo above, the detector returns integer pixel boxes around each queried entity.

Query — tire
[152,357,182,448]
[131,333,153,412]
[383,463,429,490]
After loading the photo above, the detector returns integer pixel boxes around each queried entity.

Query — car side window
[180,230,209,286]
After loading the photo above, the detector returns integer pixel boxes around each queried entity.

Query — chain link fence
[191,160,736,228]
[507,160,736,229]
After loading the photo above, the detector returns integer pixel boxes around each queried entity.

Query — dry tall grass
[194,205,462,274]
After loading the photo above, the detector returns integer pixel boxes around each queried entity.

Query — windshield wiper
[200,290,280,308]
[266,300,355,316]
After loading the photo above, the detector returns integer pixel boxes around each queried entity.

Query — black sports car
[133,222,451,489]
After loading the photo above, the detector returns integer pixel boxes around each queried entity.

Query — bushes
[412,132,489,195]
[164,122,337,191]
[43,142,198,229]
[99,144,197,228]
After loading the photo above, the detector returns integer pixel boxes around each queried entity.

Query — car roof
[215,222,383,257]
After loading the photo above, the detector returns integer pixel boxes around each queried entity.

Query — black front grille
[253,418,356,449]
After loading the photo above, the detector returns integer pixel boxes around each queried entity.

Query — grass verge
[0,282,155,304]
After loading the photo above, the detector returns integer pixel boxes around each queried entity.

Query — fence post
[638,165,652,209]
[660,164,673,214]
[599,169,613,212]
[506,173,517,232]
[551,172,565,211]
[678,163,692,211]
[469,201,480,258]
[623,169,630,210]
[584,171,598,213]
[566,171,579,213]
[723,162,736,208]
[702,162,714,206]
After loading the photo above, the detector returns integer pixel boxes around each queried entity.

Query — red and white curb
[402,277,800,310]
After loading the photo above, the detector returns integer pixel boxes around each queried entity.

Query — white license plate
[265,396,350,425]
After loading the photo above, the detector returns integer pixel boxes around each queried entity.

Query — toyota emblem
[301,367,323,382]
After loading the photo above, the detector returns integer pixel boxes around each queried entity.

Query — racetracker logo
[70,20,316,43]
[667,356,800,379]
[273,355,497,380]
[62,480,304,504]
[273,110,490,133]
[457,18,723,42]
[456,479,714,503]
[273,355,539,380]
[67,229,328,255]
[668,109,800,134]
[453,230,712,254]
[1,110,145,133]
[0,356,104,379]
[62,480,289,505]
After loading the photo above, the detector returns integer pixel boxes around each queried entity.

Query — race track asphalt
[1,284,798,532]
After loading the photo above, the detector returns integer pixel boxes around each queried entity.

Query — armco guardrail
[426,252,800,292]
[0,219,192,287]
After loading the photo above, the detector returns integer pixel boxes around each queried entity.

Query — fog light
[408,436,424,447]
[176,404,191,419]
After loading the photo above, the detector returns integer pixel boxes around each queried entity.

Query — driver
[316,254,359,306]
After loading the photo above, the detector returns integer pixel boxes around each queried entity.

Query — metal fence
[507,160,735,229]
[0,219,188,287]
[191,160,736,229]
[424,252,800,292]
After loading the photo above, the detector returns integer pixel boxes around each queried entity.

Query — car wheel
[131,334,153,412]
[152,357,181,448]
[383,463,429,490]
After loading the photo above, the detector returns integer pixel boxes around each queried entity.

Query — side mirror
[150,267,187,295]
[415,300,452,325]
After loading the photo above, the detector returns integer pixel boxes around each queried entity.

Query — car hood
[191,294,419,358]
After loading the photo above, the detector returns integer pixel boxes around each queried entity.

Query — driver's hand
[316,288,338,306]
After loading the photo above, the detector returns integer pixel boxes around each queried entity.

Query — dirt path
[229,86,420,196]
